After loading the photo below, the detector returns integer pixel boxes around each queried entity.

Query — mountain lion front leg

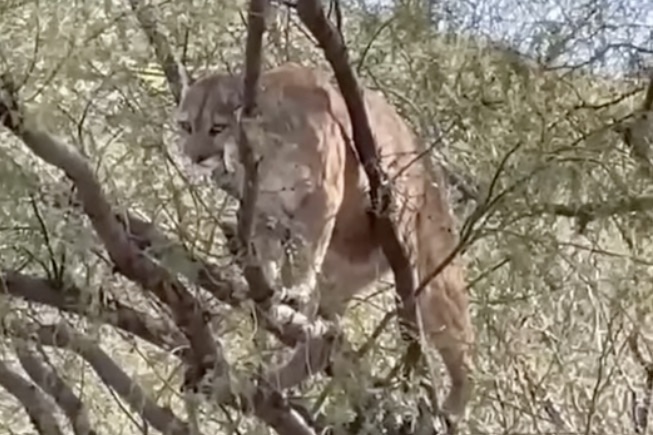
[278,217,337,318]
[252,150,344,317]
[248,212,332,318]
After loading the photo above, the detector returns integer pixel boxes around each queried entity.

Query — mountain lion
[175,62,474,423]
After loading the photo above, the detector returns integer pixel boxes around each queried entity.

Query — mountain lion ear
[177,60,195,102]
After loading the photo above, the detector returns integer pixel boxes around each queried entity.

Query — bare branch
[0,359,63,435]
[295,0,419,336]
[14,339,97,435]
[0,72,229,398]
[127,0,184,104]
[1,271,187,354]
[8,321,196,435]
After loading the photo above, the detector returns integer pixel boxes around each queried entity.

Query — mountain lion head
[175,72,245,196]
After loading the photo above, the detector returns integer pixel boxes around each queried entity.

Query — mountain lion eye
[209,124,226,136]
[179,121,191,133]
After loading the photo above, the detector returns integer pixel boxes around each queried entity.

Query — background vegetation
[1,0,653,433]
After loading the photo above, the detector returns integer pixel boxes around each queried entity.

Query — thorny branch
[0,71,230,402]
[230,2,327,433]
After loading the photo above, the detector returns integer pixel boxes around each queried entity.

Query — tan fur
[175,62,474,421]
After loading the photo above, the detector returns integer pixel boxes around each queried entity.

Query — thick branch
[295,1,418,333]
[0,73,228,398]
[14,340,97,435]
[1,271,187,354]
[0,359,63,435]
[8,321,195,435]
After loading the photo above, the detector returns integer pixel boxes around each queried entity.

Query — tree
[1,0,653,434]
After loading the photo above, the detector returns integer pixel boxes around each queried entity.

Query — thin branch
[14,339,97,435]
[0,72,229,399]
[127,0,184,103]
[295,0,419,337]
[1,271,187,354]
[0,359,63,435]
[8,320,196,435]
